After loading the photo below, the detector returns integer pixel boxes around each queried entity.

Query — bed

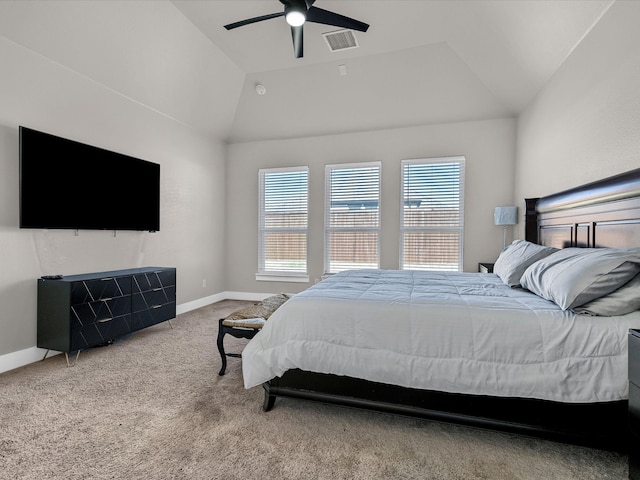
[242,167,640,450]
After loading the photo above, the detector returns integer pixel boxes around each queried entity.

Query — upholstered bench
[217,293,292,376]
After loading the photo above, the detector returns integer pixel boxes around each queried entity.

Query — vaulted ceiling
[174,0,612,142]
[0,1,614,143]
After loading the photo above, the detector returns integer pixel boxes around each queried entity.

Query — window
[400,157,465,271]
[258,167,309,282]
[325,162,381,274]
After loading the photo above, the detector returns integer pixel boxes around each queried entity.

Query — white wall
[226,118,516,293]
[515,0,640,219]
[0,38,227,361]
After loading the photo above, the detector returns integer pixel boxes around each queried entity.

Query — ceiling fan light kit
[224,0,369,59]
[285,6,306,27]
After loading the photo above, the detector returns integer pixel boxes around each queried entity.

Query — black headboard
[525,167,640,249]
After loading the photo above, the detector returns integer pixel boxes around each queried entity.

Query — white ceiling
[173,0,613,142]
[0,1,615,143]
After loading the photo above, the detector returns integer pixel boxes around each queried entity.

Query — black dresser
[37,267,176,357]
[630,329,640,479]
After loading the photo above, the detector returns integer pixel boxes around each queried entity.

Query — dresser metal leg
[64,351,80,367]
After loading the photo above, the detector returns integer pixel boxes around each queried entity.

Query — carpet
[0,300,627,479]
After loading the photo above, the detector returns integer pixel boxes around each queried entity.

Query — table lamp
[494,206,518,249]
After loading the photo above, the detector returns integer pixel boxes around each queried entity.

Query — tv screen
[19,126,160,232]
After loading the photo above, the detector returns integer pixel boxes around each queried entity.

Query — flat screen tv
[19,126,160,232]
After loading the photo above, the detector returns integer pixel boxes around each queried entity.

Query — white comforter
[242,269,640,403]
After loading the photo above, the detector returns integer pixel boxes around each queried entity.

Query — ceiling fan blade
[224,12,284,30]
[291,25,303,58]
[305,6,369,32]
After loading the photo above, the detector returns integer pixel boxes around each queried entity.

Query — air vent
[322,29,359,52]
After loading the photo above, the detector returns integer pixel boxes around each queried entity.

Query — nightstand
[478,263,494,273]
[630,330,640,479]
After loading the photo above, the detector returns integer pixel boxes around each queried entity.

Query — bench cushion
[222,293,293,329]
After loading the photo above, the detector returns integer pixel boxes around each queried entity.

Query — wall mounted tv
[19,126,160,232]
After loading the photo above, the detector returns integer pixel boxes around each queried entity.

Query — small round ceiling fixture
[255,84,267,95]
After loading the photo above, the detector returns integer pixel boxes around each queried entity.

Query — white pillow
[520,247,640,310]
[493,240,558,287]
[573,273,640,316]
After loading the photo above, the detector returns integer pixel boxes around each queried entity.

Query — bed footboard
[263,370,628,451]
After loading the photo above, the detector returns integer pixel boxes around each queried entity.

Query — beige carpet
[0,300,627,480]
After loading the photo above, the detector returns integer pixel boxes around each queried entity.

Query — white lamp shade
[494,206,518,226]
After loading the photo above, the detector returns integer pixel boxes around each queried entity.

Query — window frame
[257,166,309,283]
[399,156,465,272]
[324,161,382,275]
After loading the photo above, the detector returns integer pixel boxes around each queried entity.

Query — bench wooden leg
[217,319,261,376]
[217,318,227,376]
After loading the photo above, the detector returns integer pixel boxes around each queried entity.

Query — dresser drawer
[133,269,175,293]
[70,315,132,350]
[132,302,176,330]
[70,297,132,328]
[132,290,170,312]
[70,276,131,305]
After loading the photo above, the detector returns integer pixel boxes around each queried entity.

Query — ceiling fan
[224,0,369,58]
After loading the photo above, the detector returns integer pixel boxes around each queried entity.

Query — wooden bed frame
[262,167,640,451]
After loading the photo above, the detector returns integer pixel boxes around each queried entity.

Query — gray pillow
[573,273,640,316]
[520,247,640,310]
[493,240,558,287]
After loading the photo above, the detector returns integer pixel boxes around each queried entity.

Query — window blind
[400,157,465,271]
[325,162,381,273]
[258,167,308,275]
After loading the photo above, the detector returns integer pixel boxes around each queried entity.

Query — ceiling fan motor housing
[280,0,316,9]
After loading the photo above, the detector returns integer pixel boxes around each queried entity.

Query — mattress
[242,269,640,403]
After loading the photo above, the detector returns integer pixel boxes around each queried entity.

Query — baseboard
[0,346,59,375]
[0,291,272,375]
[176,291,270,315]
[223,291,275,302]
[176,292,228,315]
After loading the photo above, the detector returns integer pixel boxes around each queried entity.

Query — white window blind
[400,157,465,271]
[258,167,308,276]
[325,162,381,274]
